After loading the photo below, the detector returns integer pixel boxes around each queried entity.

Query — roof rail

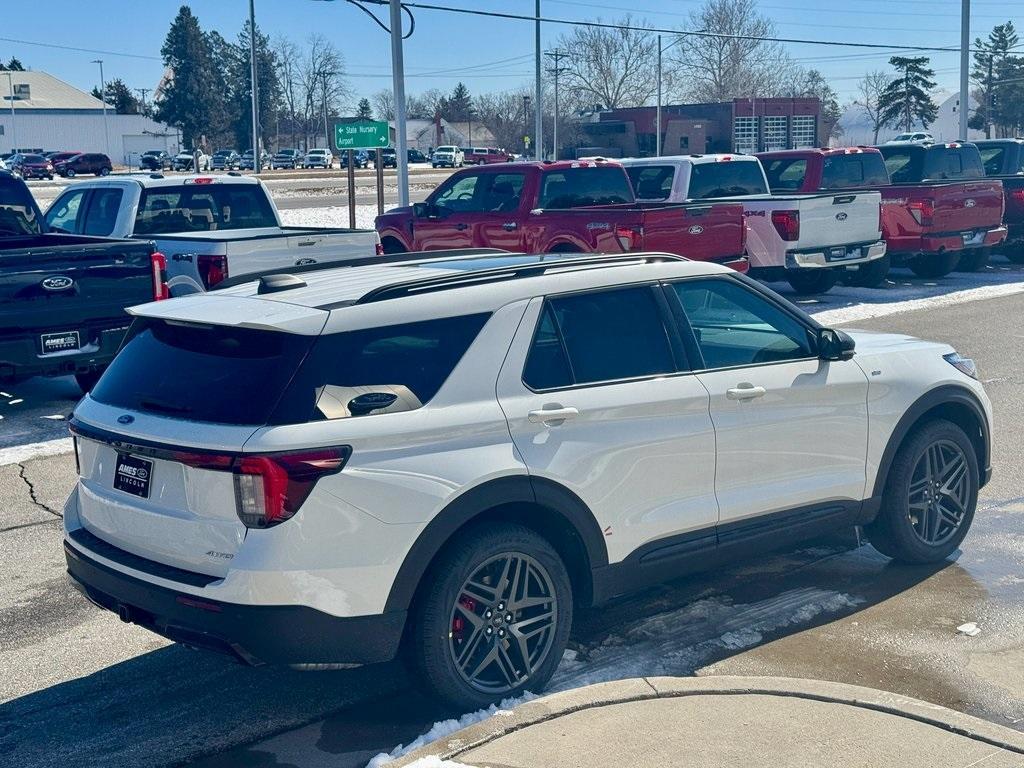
[355,253,685,305]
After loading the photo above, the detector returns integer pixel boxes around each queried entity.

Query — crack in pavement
[17,463,62,519]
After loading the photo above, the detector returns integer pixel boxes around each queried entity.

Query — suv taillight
[771,210,800,241]
[197,254,228,288]
[614,225,642,251]
[908,198,934,227]
[151,252,169,300]
[174,447,351,528]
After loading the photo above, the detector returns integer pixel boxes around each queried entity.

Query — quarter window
[671,279,815,369]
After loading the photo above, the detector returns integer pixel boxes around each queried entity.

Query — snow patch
[0,437,74,467]
[278,204,392,231]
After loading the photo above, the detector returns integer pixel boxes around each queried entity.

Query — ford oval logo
[688,225,704,235]
[964,198,976,208]
[41,276,74,291]
[835,212,848,221]
[117,415,134,425]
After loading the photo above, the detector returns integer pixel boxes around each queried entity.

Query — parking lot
[2,228,1024,765]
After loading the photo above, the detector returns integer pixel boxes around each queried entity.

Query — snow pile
[365,692,536,767]
[278,204,385,231]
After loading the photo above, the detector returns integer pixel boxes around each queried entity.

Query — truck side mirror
[413,202,430,218]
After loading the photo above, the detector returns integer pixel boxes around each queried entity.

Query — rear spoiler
[126,294,329,335]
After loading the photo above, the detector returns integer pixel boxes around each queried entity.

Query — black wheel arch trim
[382,475,608,614]
[870,384,991,502]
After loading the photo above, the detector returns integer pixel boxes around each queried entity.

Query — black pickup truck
[974,139,1024,262]
[0,170,161,391]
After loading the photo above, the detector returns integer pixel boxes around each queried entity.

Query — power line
[0,36,160,61]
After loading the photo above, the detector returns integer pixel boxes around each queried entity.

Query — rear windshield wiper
[139,398,193,415]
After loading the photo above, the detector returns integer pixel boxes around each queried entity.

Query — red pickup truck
[375,160,748,269]
[757,144,1006,282]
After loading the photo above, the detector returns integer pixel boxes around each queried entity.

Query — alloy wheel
[907,439,971,546]
[448,552,558,694]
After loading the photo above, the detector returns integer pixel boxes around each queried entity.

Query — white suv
[302,148,334,169]
[432,145,464,168]
[63,252,992,709]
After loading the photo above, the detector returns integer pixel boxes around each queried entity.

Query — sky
[1,0,1021,107]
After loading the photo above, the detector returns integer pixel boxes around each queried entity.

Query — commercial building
[0,71,178,164]
[578,97,825,157]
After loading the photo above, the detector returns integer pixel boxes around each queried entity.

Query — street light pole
[959,0,970,140]
[91,60,110,159]
[656,35,662,157]
[390,0,410,207]
[534,0,543,159]
[5,71,15,152]
[249,0,261,175]
[544,49,567,160]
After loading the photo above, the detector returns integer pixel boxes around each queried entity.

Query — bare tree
[556,15,658,109]
[475,87,536,152]
[372,89,395,120]
[274,36,301,148]
[668,0,794,102]
[854,70,890,144]
[407,88,446,119]
[299,35,352,149]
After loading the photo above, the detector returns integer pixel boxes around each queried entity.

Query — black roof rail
[355,253,685,305]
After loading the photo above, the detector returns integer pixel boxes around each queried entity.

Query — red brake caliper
[453,596,477,640]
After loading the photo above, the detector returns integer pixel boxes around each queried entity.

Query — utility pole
[986,56,994,139]
[135,88,150,116]
[249,0,261,174]
[534,0,543,159]
[657,35,662,156]
[5,71,15,152]
[391,0,409,206]
[544,49,568,161]
[92,60,110,159]
[959,0,970,140]
[523,95,531,155]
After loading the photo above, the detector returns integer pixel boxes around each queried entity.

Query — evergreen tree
[440,82,473,121]
[227,21,279,151]
[970,22,1020,135]
[155,6,220,147]
[356,98,373,120]
[878,56,938,132]
[0,57,25,71]
[798,70,843,142]
[92,79,141,114]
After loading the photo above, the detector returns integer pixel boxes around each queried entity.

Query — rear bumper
[786,239,887,269]
[889,226,1008,256]
[0,323,129,382]
[64,533,407,667]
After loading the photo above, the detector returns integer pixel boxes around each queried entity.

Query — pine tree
[0,57,25,72]
[878,56,938,132]
[440,82,473,121]
[226,22,280,151]
[970,22,1020,135]
[93,79,141,114]
[356,98,373,120]
[155,6,221,147]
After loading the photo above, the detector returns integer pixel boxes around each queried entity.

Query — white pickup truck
[621,155,886,294]
[43,174,381,296]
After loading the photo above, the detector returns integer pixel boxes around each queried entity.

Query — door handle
[726,383,766,401]
[528,406,579,425]
[454,222,469,231]
[503,222,518,231]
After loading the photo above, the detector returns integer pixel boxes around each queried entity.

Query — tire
[908,251,959,278]
[786,268,838,295]
[381,237,406,255]
[957,248,990,272]
[432,163,438,169]
[844,253,891,288]
[66,168,76,177]
[408,523,573,710]
[864,419,979,564]
[74,369,104,393]
[99,167,110,176]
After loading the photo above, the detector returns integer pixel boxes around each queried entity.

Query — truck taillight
[908,198,934,227]
[174,447,351,528]
[151,252,169,301]
[1011,188,1024,205]
[614,225,642,251]
[771,210,800,241]
[197,254,228,288]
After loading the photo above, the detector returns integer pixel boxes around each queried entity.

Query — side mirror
[413,202,438,219]
[818,328,856,361]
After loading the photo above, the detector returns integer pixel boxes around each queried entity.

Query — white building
[0,70,179,165]
[838,92,985,146]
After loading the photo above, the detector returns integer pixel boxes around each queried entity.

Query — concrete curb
[388,676,1024,766]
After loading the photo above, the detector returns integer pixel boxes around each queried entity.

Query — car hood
[845,329,952,355]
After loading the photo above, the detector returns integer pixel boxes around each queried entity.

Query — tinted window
[672,279,814,369]
[545,286,675,385]
[687,161,767,198]
[134,183,277,234]
[978,146,1005,176]
[820,154,890,188]
[538,167,633,208]
[433,172,525,213]
[762,158,808,192]
[922,146,984,180]
[82,187,123,236]
[523,304,573,390]
[0,178,42,235]
[879,147,924,183]
[625,165,675,201]
[23,154,45,163]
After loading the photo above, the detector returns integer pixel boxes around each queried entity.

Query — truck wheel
[407,523,572,710]
[786,269,838,295]
[74,369,104,393]
[844,253,891,288]
[381,237,406,255]
[909,251,959,278]
[957,248,990,273]
[864,419,978,564]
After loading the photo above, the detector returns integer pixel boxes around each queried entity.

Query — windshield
[133,182,278,234]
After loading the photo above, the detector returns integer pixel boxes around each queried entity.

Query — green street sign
[334,120,390,150]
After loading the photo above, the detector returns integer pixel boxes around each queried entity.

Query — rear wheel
[408,523,572,710]
[908,251,959,278]
[98,167,110,176]
[66,168,76,177]
[864,419,978,563]
[786,268,838,295]
[957,247,990,272]
[845,253,891,288]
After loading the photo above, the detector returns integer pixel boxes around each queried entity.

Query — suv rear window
[687,161,767,198]
[538,167,633,208]
[133,183,277,234]
[820,153,890,188]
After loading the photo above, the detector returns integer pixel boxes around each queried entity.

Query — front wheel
[864,419,978,563]
[99,167,110,176]
[408,523,572,710]
[957,247,990,273]
[909,251,959,278]
[786,268,838,295]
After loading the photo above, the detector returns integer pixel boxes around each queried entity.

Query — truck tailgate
[749,192,881,250]
[638,202,746,264]
[927,180,1004,233]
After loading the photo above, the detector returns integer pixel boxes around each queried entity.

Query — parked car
[378,147,397,168]
[302,148,334,169]
[271,148,303,170]
[6,153,55,180]
[44,174,381,296]
[885,131,935,145]
[621,155,885,294]
[239,149,270,170]
[432,145,465,168]
[757,145,1006,279]
[139,150,173,171]
[210,150,241,171]
[172,151,211,172]
[54,152,112,177]
[62,248,992,710]
[408,148,429,164]
[338,150,370,169]
[466,147,514,165]
[973,138,1024,263]
[376,159,747,269]
[0,169,163,392]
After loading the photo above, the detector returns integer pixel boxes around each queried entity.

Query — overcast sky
[2,0,1020,106]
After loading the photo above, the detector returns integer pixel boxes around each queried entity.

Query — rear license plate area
[40,330,80,354]
[830,246,852,260]
[113,453,153,499]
